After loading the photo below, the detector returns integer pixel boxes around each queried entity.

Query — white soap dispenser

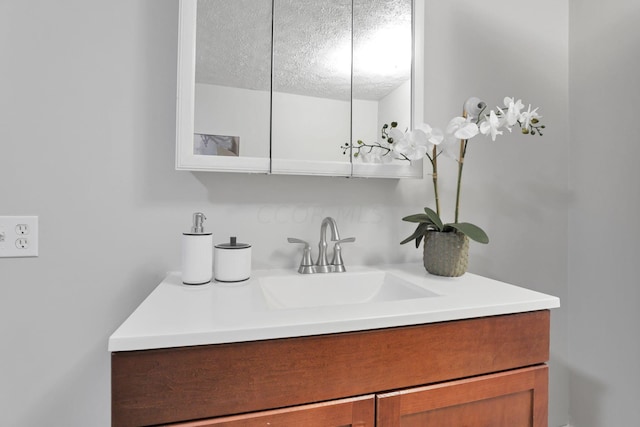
[181,212,213,285]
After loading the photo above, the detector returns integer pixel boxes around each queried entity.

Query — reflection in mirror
[271,0,353,176]
[194,0,271,160]
[352,0,413,174]
[194,134,239,156]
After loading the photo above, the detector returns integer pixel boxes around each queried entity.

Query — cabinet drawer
[168,395,375,427]
[377,365,548,427]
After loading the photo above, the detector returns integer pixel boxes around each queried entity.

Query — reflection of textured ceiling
[272,0,352,100]
[195,0,412,101]
[195,0,272,92]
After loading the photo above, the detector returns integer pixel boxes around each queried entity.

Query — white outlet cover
[0,216,38,257]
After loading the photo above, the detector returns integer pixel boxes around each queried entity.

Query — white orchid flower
[496,107,513,132]
[393,128,429,161]
[439,133,463,161]
[388,127,406,145]
[415,123,444,147]
[445,116,479,140]
[519,104,542,130]
[503,97,525,126]
[387,127,407,161]
[479,110,504,141]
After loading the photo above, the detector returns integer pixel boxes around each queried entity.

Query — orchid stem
[454,139,467,224]
[454,139,466,223]
[454,108,471,224]
[431,146,440,217]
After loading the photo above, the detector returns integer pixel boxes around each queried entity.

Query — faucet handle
[334,237,355,244]
[287,237,308,245]
[287,238,315,274]
[331,237,355,273]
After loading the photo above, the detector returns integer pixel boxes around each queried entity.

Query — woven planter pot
[422,230,469,277]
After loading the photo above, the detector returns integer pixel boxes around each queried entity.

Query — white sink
[259,270,439,310]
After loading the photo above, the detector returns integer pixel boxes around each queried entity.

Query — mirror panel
[351,0,420,178]
[352,0,412,144]
[271,0,353,176]
[176,0,272,172]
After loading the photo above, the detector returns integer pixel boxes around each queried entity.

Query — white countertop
[108,264,560,352]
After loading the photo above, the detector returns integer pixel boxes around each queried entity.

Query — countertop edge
[108,298,559,352]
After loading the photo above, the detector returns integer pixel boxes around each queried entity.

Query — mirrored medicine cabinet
[176,0,424,178]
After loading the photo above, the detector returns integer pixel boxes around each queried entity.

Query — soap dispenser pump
[181,212,213,285]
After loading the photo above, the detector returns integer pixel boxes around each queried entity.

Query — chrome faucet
[288,217,355,274]
[316,217,340,273]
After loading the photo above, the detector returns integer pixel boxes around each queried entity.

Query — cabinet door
[377,365,548,427]
[171,395,375,427]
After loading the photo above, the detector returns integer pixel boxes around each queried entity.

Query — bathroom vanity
[110,265,559,426]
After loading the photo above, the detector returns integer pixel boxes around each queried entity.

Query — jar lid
[215,236,251,249]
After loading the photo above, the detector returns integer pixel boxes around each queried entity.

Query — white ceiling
[195,0,412,101]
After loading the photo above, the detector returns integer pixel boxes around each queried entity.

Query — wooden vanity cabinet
[112,310,550,427]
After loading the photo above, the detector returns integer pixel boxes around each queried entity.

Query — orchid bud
[463,97,487,119]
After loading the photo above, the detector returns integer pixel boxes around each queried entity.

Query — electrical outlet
[0,216,38,257]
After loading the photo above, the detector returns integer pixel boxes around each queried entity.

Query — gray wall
[0,1,569,425]
[568,0,640,425]
[424,2,569,425]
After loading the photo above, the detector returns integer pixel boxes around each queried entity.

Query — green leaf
[446,222,490,244]
[400,223,430,245]
[423,207,444,231]
[402,213,434,224]
[415,223,431,248]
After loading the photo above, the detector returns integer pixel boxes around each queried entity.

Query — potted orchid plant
[342,97,544,276]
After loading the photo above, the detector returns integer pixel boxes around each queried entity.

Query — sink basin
[259,270,439,309]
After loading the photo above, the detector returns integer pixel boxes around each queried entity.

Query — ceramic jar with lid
[214,236,251,282]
